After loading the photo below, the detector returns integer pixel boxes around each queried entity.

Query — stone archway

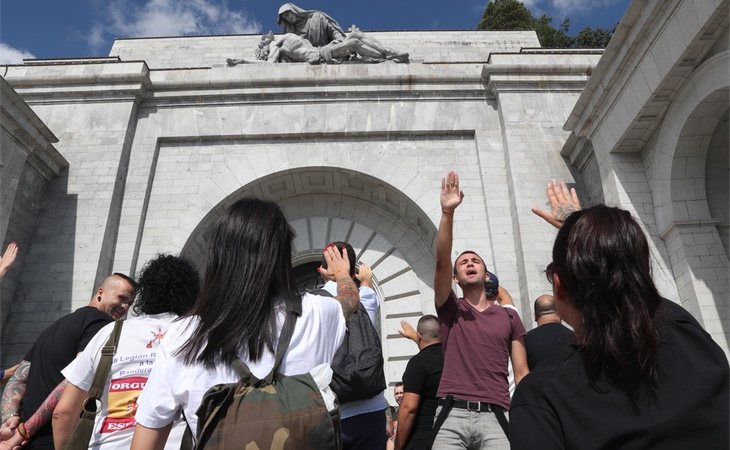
[179,167,438,384]
[652,51,730,352]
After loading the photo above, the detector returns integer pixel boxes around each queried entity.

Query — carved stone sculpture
[227,3,409,65]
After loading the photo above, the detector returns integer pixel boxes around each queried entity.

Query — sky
[0,0,631,64]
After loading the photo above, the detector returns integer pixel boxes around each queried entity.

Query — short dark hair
[417,314,440,340]
[394,382,404,388]
[453,250,486,274]
[133,254,200,316]
[112,272,138,292]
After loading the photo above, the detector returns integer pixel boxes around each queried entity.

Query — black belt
[438,397,501,413]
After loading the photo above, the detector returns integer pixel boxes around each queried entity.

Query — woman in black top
[510,181,729,449]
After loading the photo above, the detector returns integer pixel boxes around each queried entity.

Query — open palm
[441,171,464,212]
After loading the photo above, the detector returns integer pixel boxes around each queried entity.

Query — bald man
[523,295,575,370]
[0,273,136,449]
[395,315,444,450]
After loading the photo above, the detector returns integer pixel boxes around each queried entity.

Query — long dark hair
[178,198,298,368]
[552,205,662,386]
[134,254,200,316]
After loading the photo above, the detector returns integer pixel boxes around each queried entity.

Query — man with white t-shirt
[320,241,389,450]
[52,255,201,450]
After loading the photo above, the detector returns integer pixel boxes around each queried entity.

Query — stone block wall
[0,78,66,356]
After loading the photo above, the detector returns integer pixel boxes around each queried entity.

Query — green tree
[477,0,614,49]
[573,26,615,48]
[533,15,572,48]
[477,0,534,31]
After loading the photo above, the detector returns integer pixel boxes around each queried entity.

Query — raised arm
[435,171,464,308]
[531,180,581,229]
[319,245,360,320]
[397,320,419,346]
[355,263,373,289]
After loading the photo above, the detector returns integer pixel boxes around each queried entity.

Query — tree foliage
[477,0,615,49]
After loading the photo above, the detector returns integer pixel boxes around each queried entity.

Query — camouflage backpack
[187,296,342,450]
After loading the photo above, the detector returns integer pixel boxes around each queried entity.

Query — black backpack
[309,289,386,403]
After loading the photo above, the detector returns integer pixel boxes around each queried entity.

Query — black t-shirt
[21,306,112,448]
[523,322,575,370]
[510,299,730,450]
[401,342,443,448]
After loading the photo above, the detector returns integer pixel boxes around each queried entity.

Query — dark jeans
[341,409,388,450]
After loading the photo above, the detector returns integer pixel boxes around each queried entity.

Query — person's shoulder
[302,292,343,317]
[436,290,458,312]
[513,349,580,406]
[74,305,112,320]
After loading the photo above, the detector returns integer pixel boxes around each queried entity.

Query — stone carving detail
[227,3,408,66]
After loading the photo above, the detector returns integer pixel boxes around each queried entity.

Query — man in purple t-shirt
[432,171,529,450]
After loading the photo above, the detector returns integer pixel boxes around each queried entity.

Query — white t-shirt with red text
[62,313,185,450]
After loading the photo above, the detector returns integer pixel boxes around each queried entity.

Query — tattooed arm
[318,244,360,320]
[20,380,69,439]
[1,360,29,424]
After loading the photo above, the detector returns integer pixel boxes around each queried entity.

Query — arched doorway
[179,167,438,385]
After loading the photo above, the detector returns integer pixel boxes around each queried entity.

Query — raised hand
[0,242,18,278]
[318,244,352,281]
[355,263,373,288]
[531,180,581,229]
[440,171,464,214]
[398,320,419,343]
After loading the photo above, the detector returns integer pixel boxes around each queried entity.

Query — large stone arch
[179,167,438,385]
[653,51,729,233]
[652,50,729,352]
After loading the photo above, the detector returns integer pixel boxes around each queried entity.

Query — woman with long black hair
[511,181,729,449]
[130,198,360,449]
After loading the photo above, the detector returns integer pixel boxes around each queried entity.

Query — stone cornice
[0,76,67,180]
[2,60,151,103]
[563,0,729,156]
[481,50,600,95]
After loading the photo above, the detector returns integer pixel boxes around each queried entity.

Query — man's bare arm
[319,245,360,320]
[52,382,87,450]
[435,171,464,308]
[1,360,29,423]
[21,380,68,439]
[510,337,529,385]
[394,392,421,450]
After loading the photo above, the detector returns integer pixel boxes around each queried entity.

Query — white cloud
[0,42,35,64]
[85,0,261,52]
[110,0,260,36]
[530,0,621,14]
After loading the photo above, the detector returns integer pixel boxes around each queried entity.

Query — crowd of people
[0,171,728,450]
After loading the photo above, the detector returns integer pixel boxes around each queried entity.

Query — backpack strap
[231,295,303,385]
[63,319,123,450]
